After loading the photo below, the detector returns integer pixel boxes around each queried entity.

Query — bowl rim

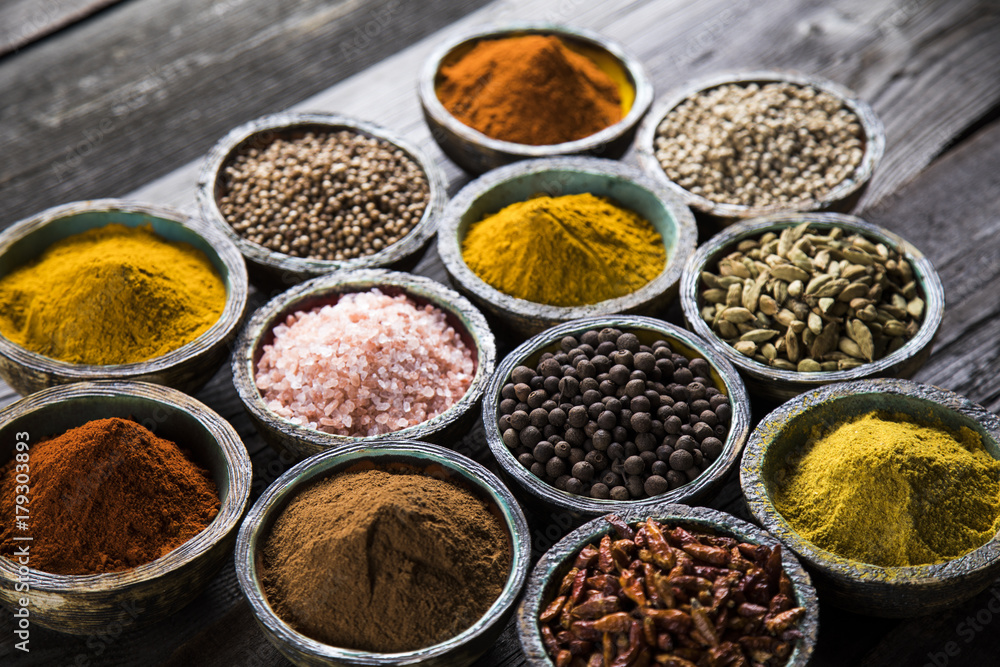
[232,267,496,448]
[234,439,532,662]
[0,199,248,379]
[517,504,819,667]
[418,21,654,155]
[437,156,698,321]
[0,380,252,591]
[679,211,945,385]
[195,112,448,278]
[483,315,751,515]
[741,378,1000,582]
[634,68,886,219]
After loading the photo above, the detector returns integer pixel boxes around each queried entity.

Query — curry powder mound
[771,411,1000,567]
[0,223,226,365]
[461,193,666,307]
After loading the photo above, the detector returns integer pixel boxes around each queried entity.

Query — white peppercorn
[654,82,864,208]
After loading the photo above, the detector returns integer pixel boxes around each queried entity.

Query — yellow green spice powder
[771,411,1000,567]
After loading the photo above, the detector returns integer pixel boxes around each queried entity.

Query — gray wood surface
[0,0,492,229]
[1,0,999,665]
[0,0,122,56]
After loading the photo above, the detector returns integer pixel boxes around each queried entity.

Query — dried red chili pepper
[537,516,806,667]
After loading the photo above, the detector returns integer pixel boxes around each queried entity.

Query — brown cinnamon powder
[261,469,510,652]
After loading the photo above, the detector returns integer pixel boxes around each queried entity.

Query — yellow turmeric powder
[772,411,1000,567]
[461,193,665,307]
[0,224,226,365]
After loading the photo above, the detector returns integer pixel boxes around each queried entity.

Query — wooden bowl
[197,113,447,290]
[437,157,698,339]
[741,378,1000,617]
[679,212,944,404]
[635,69,885,227]
[0,381,252,634]
[483,315,751,522]
[518,504,819,666]
[0,199,248,396]
[235,440,531,667]
[419,22,654,175]
[232,268,496,461]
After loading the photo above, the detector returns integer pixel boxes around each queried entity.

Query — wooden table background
[1,0,999,664]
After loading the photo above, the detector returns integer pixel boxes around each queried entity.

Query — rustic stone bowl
[518,505,819,666]
[483,315,751,523]
[742,378,1000,617]
[0,381,252,634]
[232,268,495,461]
[635,69,885,227]
[235,439,531,667]
[438,157,698,339]
[679,212,944,404]
[197,113,447,290]
[0,199,248,396]
[419,22,653,174]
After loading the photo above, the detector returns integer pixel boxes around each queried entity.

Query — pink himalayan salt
[255,288,475,437]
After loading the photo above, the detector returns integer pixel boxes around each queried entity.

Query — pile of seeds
[654,82,864,208]
[538,516,807,666]
[219,130,429,260]
[498,328,732,500]
[256,288,474,437]
[699,222,924,372]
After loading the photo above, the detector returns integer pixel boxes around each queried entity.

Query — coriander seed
[219,129,429,261]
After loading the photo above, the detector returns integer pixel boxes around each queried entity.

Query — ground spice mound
[0,224,226,365]
[0,418,220,575]
[436,34,622,145]
[255,288,475,437]
[261,469,510,652]
[772,411,1000,567]
[461,193,666,307]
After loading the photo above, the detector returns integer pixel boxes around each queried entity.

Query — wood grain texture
[0,0,122,57]
[1,0,1000,664]
[0,0,492,229]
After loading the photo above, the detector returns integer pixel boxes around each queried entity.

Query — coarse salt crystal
[254,288,474,438]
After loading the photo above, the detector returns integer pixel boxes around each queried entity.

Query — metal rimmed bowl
[0,381,252,634]
[0,199,248,396]
[419,22,654,174]
[635,69,885,227]
[235,440,531,667]
[232,268,495,460]
[437,157,698,339]
[483,315,750,521]
[679,212,944,404]
[742,379,1000,617]
[197,112,447,289]
[518,505,819,666]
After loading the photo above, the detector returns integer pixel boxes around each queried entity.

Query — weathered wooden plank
[0,0,493,229]
[863,119,1000,413]
[2,0,999,664]
[0,0,122,57]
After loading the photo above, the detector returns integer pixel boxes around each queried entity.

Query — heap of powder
[436,34,622,145]
[0,418,219,575]
[461,193,666,307]
[262,469,509,652]
[0,224,226,365]
[771,411,1000,567]
[255,288,475,437]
